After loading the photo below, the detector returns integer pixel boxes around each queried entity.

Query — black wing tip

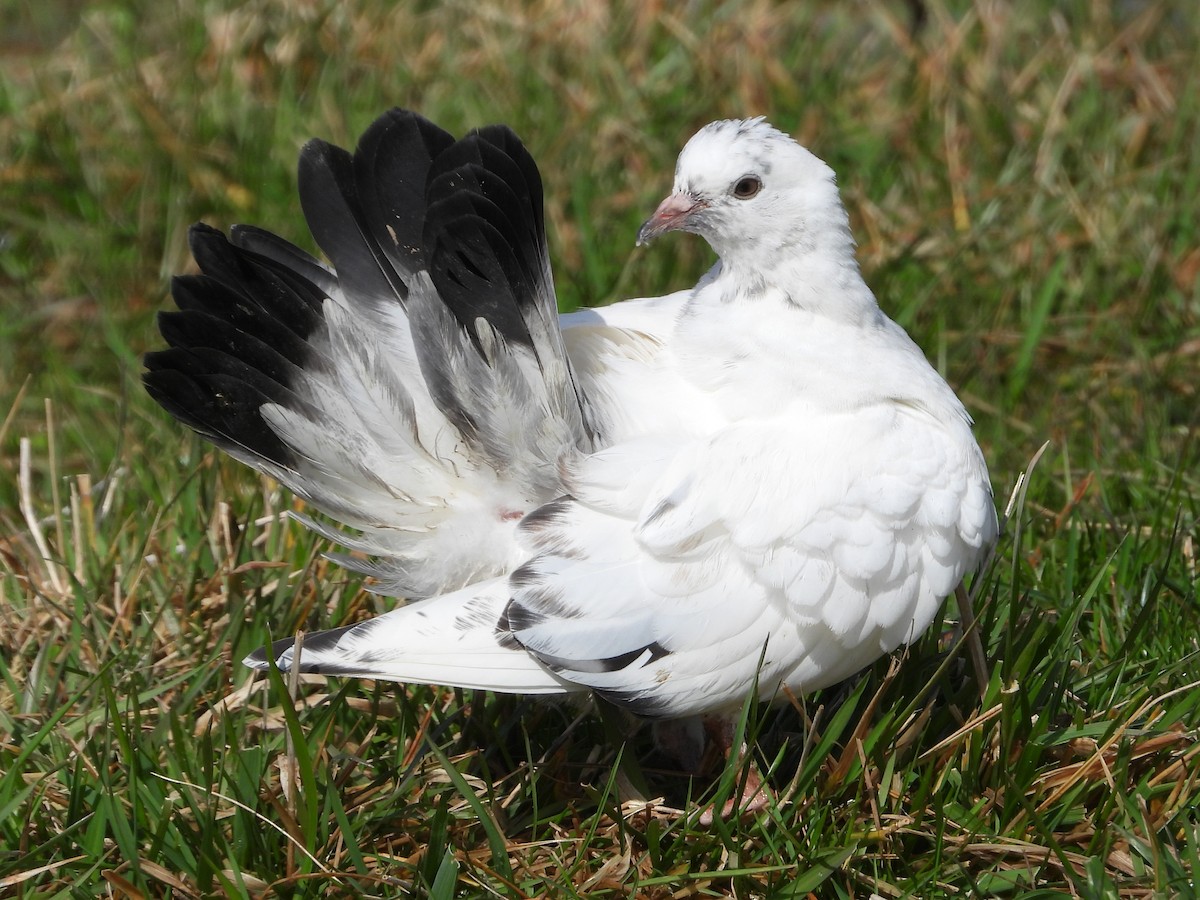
[142,346,300,467]
[422,127,550,351]
[242,625,361,673]
[149,209,336,465]
[298,135,345,170]
[188,220,225,242]
[242,645,271,668]
[357,107,453,148]
[243,634,305,669]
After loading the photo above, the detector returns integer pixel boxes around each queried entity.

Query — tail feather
[228,223,336,294]
[145,109,597,598]
[243,580,583,695]
[298,137,412,306]
[352,108,456,276]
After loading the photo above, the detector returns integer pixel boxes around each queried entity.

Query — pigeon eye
[732,176,762,199]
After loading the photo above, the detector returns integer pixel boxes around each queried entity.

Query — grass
[2,0,1198,895]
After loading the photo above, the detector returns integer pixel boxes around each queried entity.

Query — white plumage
[146,111,996,726]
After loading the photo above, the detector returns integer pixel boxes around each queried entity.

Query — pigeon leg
[956,582,990,696]
[697,715,772,825]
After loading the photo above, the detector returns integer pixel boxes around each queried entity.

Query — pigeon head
[638,118,856,283]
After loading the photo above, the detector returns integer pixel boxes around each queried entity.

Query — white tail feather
[244,578,584,695]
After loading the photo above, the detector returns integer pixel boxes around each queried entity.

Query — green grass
[2,0,1198,896]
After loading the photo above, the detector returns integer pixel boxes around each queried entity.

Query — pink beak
[637,192,706,246]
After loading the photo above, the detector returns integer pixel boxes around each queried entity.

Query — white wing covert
[505,403,995,718]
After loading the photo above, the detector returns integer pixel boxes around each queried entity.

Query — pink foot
[697,716,774,824]
[699,763,772,824]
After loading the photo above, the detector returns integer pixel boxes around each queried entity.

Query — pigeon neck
[713,216,879,324]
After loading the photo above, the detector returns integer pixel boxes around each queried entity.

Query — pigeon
[145,110,997,809]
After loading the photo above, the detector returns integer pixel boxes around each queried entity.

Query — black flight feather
[298,138,410,304]
[146,108,596,602]
[353,109,455,273]
[229,224,337,296]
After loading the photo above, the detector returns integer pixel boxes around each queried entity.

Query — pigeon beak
[637,192,706,246]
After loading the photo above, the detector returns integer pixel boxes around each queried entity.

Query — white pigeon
[146,110,996,771]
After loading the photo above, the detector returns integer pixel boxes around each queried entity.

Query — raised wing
[145,110,597,598]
